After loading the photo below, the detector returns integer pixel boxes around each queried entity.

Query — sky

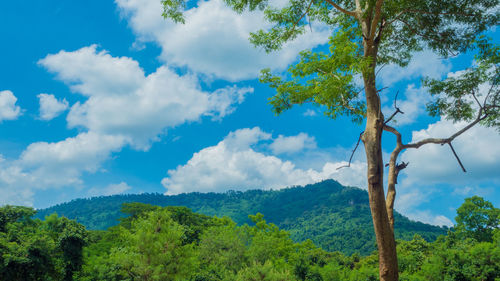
[0,0,498,227]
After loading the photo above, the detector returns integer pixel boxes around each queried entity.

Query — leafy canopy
[162,0,499,124]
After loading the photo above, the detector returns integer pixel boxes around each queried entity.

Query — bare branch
[403,110,486,150]
[323,0,357,17]
[398,107,490,172]
[384,90,404,125]
[337,131,364,170]
[447,142,467,172]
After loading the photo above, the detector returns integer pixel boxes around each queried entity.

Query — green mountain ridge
[36,179,447,255]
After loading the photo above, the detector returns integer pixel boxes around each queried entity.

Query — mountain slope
[36,180,447,255]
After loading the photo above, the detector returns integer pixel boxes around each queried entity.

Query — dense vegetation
[36,180,446,255]
[2,196,499,280]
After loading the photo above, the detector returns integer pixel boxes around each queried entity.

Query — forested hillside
[37,180,446,255]
[3,197,499,280]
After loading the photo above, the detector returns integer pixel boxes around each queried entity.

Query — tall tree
[162,0,499,280]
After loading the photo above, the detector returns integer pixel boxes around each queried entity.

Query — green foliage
[109,209,197,280]
[425,40,499,129]
[161,0,187,23]
[455,196,500,242]
[0,206,88,281]
[36,180,447,255]
[3,196,500,280]
[203,0,499,121]
[262,25,368,123]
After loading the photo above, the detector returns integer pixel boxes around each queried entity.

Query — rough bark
[362,33,399,280]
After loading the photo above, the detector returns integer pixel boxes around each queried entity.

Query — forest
[36,180,447,255]
[1,195,498,280]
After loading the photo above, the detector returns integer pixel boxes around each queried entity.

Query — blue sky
[0,0,498,226]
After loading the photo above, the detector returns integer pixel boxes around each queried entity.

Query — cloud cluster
[0,90,21,122]
[162,127,367,195]
[39,45,251,149]
[1,45,251,205]
[116,0,330,81]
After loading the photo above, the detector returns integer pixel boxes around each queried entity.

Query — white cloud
[0,90,21,122]
[0,132,126,206]
[38,93,69,120]
[0,43,252,206]
[162,127,367,195]
[406,210,454,227]
[269,133,317,155]
[378,50,451,87]
[303,109,317,117]
[39,45,251,149]
[88,182,132,196]
[115,0,330,81]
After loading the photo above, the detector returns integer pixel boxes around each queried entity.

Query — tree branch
[384,90,404,125]
[323,0,357,17]
[337,131,364,170]
[447,142,466,172]
[369,0,384,40]
[290,0,315,33]
[403,109,486,150]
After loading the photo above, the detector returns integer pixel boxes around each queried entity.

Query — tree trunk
[362,48,399,281]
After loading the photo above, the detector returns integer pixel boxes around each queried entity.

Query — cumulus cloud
[406,210,454,227]
[0,132,126,191]
[162,127,367,195]
[115,0,330,81]
[38,93,69,120]
[0,90,22,122]
[1,44,251,206]
[39,45,251,149]
[269,133,317,155]
[0,132,127,206]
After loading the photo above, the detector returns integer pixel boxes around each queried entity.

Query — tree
[109,209,197,280]
[455,196,500,242]
[161,0,499,280]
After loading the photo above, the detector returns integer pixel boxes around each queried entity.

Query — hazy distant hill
[36,180,447,255]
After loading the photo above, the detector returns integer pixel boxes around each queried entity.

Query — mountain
[35,180,447,255]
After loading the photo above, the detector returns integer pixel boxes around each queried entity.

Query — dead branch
[384,90,404,125]
[447,142,466,172]
[337,131,364,170]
